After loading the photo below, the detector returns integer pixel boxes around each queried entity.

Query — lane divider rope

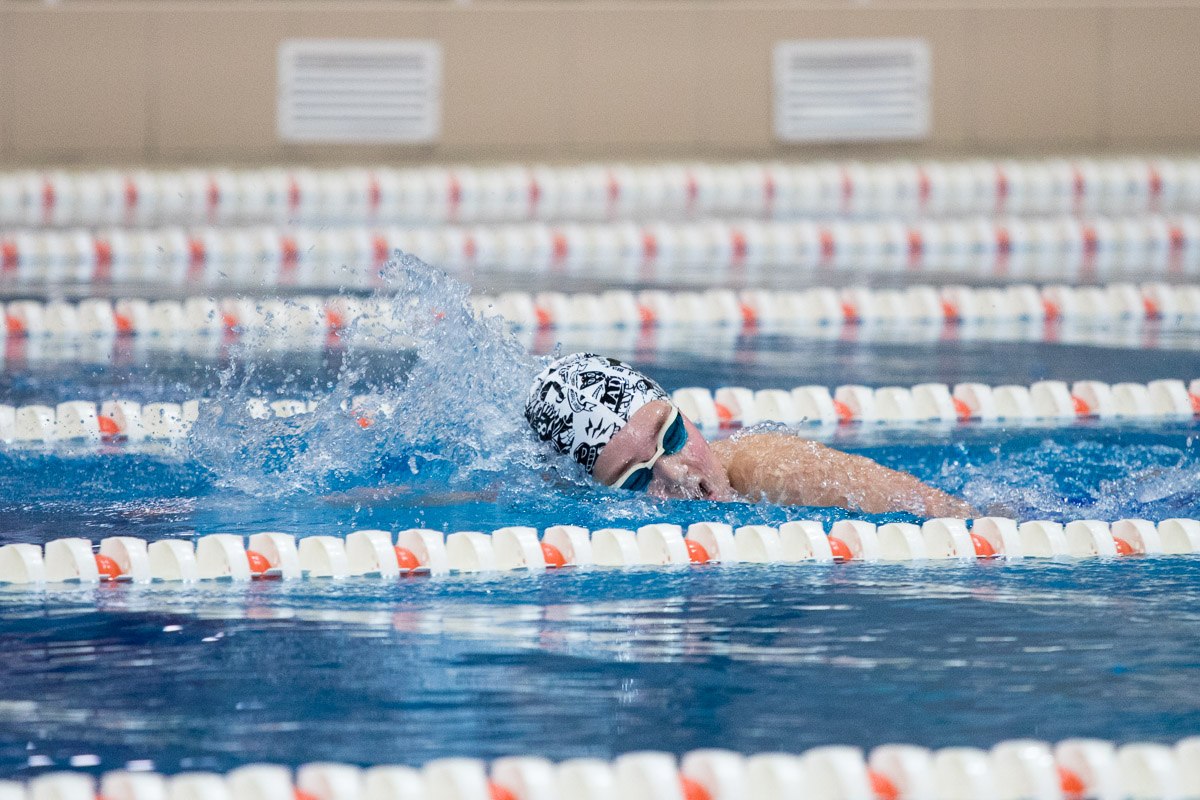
[3,376,1194,444]
[3,517,1199,586]
[477,282,1200,331]
[10,737,1200,800]
[5,283,1200,339]
[0,292,1191,368]
[669,378,1200,430]
[5,157,1200,228]
[3,217,1200,287]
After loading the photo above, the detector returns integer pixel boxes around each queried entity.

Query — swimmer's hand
[715,433,978,517]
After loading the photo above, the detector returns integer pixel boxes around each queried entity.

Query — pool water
[1,327,1198,406]
[2,557,1200,776]
[1,259,1199,780]
[0,425,1197,545]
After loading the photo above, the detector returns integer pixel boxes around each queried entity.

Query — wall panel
[562,7,704,153]
[287,5,441,162]
[968,7,1106,147]
[2,7,151,162]
[0,0,1197,165]
[151,7,301,162]
[699,5,970,155]
[0,8,10,161]
[1109,6,1200,144]
[440,6,569,155]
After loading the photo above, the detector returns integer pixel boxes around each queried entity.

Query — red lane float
[970,533,997,559]
[1058,765,1087,799]
[539,542,567,569]
[685,539,711,564]
[4,377,1198,451]
[868,769,901,800]
[828,537,853,561]
[2,282,1199,345]
[246,550,271,576]
[94,554,122,581]
[487,783,516,800]
[4,159,1200,230]
[679,776,712,800]
[394,546,421,571]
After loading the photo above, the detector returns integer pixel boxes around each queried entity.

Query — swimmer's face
[591,401,735,501]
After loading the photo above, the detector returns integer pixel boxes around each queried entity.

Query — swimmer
[526,353,977,517]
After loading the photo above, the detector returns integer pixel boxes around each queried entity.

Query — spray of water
[188,256,1200,521]
[190,253,572,498]
[955,436,1200,521]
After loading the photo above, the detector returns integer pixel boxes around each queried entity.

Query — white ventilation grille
[277,39,442,143]
[773,38,931,143]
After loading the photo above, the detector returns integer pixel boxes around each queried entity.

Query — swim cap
[525,353,669,473]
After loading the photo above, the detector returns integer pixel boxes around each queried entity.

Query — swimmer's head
[524,353,669,474]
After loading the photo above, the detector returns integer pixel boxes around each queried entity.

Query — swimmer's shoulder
[709,437,735,467]
[710,430,820,469]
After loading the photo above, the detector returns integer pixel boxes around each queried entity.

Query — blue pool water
[1,328,1199,406]
[0,424,1198,546]
[1,260,1199,779]
[2,558,1200,777]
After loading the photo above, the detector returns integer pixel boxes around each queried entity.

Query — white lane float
[876,523,927,562]
[0,513,1195,589]
[0,217,1198,287]
[11,735,1200,800]
[687,522,738,564]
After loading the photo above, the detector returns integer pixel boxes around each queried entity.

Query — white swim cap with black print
[525,353,669,474]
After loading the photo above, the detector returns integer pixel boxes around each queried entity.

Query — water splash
[190,253,560,498]
[955,436,1199,521]
[186,257,1200,520]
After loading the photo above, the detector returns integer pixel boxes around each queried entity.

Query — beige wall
[0,0,1198,166]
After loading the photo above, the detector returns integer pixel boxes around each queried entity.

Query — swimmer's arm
[711,433,977,517]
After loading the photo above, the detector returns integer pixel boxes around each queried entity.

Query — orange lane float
[97,415,120,438]
[868,769,901,800]
[679,776,712,800]
[828,536,853,561]
[1059,765,1087,800]
[487,783,516,800]
[94,554,122,581]
[970,533,997,558]
[685,539,711,564]
[539,542,567,569]
[246,550,271,576]
[394,546,421,571]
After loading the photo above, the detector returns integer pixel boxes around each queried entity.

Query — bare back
[709,433,976,517]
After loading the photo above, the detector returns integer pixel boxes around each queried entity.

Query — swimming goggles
[606,404,689,492]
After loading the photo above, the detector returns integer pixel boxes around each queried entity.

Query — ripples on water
[2,255,1200,777]
[0,425,1197,545]
[1,560,1199,775]
[0,254,1198,537]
